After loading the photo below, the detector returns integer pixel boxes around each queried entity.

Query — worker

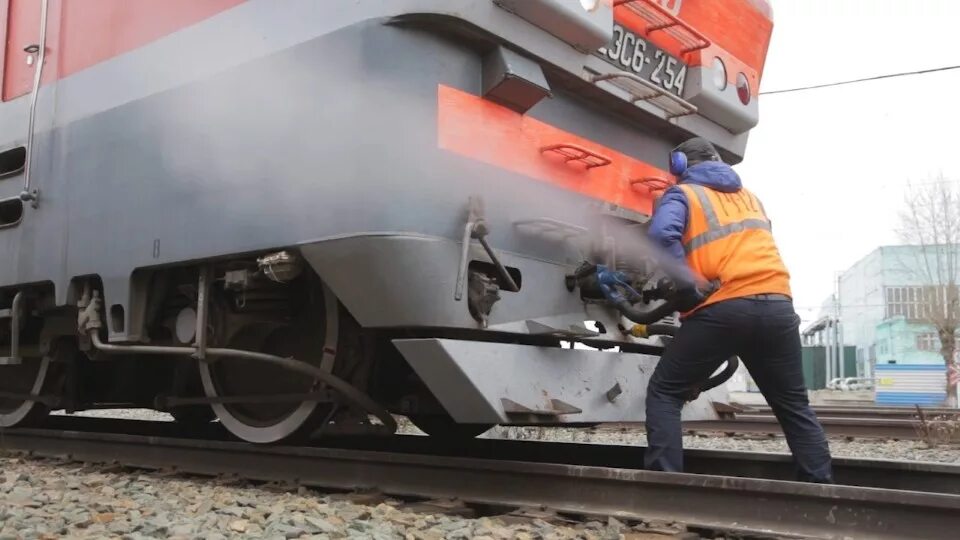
[644,137,834,484]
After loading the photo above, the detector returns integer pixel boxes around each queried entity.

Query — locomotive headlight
[711,57,727,90]
[580,0,600,12]
[736,72,751,105]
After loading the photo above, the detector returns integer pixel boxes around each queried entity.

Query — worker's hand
[699,279,721,297]
[673,279,720,312]
[673,286,706,312]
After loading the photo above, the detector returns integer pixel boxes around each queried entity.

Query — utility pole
[836,271,844,379]
[826,317,833,385]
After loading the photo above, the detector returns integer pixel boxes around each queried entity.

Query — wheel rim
[0,356,51,427]
[198,282,339,443]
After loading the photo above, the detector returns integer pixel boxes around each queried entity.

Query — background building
[874,318,945,365]
[806,245,956,380]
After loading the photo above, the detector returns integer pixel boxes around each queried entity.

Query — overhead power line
[760,64,960,95]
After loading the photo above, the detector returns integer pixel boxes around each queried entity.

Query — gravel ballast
[0,456,679,540]
[1,410,958,539]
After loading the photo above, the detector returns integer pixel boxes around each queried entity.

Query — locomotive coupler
[568,261,689,329]
[571,261,643,304]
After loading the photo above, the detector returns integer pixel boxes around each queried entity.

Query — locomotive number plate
[596,23,687,97]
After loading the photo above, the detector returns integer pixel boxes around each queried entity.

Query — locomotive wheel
[408,414,494,440]
[169,405,216,425]
[0,357,52,427]
[198,283,340,443]
[168,360,216,425]
[0,340,69,428]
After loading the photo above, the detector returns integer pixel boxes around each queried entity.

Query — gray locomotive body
[0,1,761,442]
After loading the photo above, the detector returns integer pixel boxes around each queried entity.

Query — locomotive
[0,0,773,443]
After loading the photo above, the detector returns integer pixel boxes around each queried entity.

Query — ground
[0,456,679,540]
[2,391,956,538]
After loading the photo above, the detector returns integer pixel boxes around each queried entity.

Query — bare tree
[897,175,960,407]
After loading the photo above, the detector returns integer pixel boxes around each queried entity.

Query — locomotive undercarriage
[0,232,732,444]
[0,256,397,442]
[0,250,588,442]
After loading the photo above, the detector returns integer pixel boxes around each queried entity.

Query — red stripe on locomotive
[2,0,243,101]
[437,84,670,216]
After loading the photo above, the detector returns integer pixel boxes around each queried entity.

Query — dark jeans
[644,297,834,483]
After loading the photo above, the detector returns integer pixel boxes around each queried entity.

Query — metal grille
[586,69,698,118]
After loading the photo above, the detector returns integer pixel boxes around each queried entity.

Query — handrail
[20,0,51,208]
[589,71,697,118]
[539,143,613,169]
[630,176,674,193]
[613,0,711,54]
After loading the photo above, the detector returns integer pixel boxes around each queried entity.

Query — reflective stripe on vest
[682,184,772,255]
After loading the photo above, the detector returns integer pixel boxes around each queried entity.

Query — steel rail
[0,425,958,539]
[7,416,960,495]
[597,416,938,440]
[673,403,960,440]
[746,404,960,420]
[681,415,935,440]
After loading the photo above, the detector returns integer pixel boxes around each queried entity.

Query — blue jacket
[647,161,743,288]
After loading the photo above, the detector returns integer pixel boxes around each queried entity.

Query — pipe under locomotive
[0,1,772,443]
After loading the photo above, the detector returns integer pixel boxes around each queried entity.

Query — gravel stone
[169,523,194,536]
[446,526,473,539]
[228,519,249,533]
[305,516,340,534]
[220,505,245,517]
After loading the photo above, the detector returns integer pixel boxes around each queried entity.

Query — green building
[800,345,857,390]
[874,317,945,366]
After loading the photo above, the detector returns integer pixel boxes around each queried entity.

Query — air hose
[571,262,737,398]
[572,262,716,326]
[621,322,679,338]
[621,321,739,396]
[612,298,679,325]
[696,356,740,396]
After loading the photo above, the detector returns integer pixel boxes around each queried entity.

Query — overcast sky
[732,0,960,325]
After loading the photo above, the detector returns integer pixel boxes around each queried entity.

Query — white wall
[836,248,885,365]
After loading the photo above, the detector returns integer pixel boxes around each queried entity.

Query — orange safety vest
[677,183,792,316]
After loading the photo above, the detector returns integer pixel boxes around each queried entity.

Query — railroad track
[1,417,959,539]
[679,416,933,440]
[597,416,948,441]
[750,404,960,420]
[649,404,960,440]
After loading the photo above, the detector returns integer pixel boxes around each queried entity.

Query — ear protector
[669,150,687,176]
